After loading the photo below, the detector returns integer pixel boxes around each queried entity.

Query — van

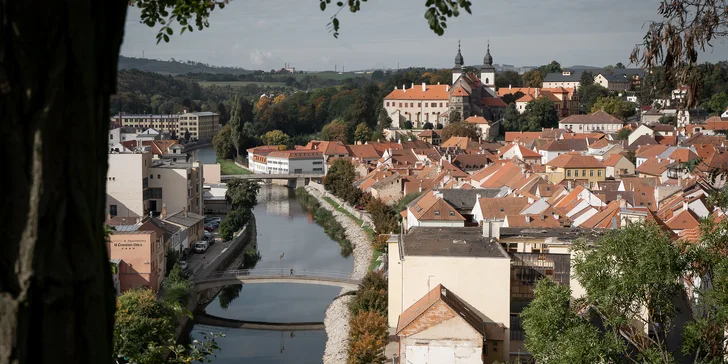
[194,241,209,253]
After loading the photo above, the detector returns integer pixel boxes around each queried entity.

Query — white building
[594,73,630,92]
[388,228,512,362]
[558,110,624,133]
[247,146,324,175]
[109,127,141,147]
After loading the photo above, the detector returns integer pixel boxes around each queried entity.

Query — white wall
[266,156,324,174]
[384,97,449,127]
[402,318,482,364]
[558,122,622,133]
[388,251,511,362]
[107,153,151,217]
[149,166,190,216]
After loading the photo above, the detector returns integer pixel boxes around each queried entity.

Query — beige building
[594,73,630,92]
[545,153,606,188]
[107,229,165,292]
[558,110,624,133]
[115,114,179,135]
[388,227,512,362]
[107,152,204,218]
[107,152,153,217]
[179,111,219,141]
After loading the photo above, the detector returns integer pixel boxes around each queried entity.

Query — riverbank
[302,185,373,364]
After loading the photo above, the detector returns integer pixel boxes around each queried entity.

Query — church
[383,42,506,139]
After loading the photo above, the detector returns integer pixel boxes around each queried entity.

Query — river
[192,147,353,363]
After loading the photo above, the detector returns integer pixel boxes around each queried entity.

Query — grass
[198,81,288,88]
[216,158,252,175]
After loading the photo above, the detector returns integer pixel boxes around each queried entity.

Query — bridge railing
[196,268,358,283]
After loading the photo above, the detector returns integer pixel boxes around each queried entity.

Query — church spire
[483,39,493,66]
[454,40,464,68]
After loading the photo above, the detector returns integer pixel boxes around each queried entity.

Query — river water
[192,147,353,363]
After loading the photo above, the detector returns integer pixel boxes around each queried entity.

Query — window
[418,103,421,107]
[449,211,455,216]
[590,170,594,177]
[150,174,153,179]
[434,210,440,216]
[582,170,586,177]
[439,102,443,107]
[109,134,113,140]
[313,161,323,165]
[386,102,389,106]
[399,103,402,107]
[567,170,572,177]
[157,174,161,179]
[150,188,163,199]
[109,205,118,217]
[598,170,602,177]
[431,102,437,107]
[410,103,413,107]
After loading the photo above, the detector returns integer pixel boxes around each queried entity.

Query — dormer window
[449,211,455,216]
[434,210,440,216]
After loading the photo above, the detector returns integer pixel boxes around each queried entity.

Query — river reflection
[192,175,353,363]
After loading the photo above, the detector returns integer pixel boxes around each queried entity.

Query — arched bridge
[193,269,360,291]
[195,311,325,331]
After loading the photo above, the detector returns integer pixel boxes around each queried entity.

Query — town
[96,39,728,364]
[7,1,728,364]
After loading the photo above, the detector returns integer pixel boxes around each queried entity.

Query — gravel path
[304,185,373,364]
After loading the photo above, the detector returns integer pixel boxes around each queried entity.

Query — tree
[502,103,526,132]
[402,120,413,129]
[448,110,462,124]
[422,122,434,130]
[538,60,562,76]
[703,92,728,114]
[366,198,398,235]
[524,223,688,363]
[615,128,631,140]
[324,159,357,198]
[495,70,523,88]
[659,115,677,125]
[501,91,525,105]
[579,84,610,112]
[580,71,595,88]
[377,107,392,130]
[348,311,388,364]
[440,121,479,141]
[591,96,636,120]
[162,264,193,306]
[263,129,290,146]
[522,69,544,88]
[114,288,176,363]
[354,122,372,142]
[321,120,349,142]
[3,1,478,362]
[219,208,252,241]
[350,271,388,316]
[226,179,261,210]
[525,97,559,130]
[212,124,236,160]
[228,94,243,156]
[184,128,191,141]
[615,62,626,69]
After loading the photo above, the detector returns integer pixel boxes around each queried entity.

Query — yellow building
[545,153,606,188]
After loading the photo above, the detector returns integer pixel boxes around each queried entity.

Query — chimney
[446,85,450,92]
[183,109,188,114]
[394,85,397,90]
[402,84,406,92]
[183,206,188,217]
[619,198,627,209]
[419,182,423,193]
[525,216,532,223]
[161,204,167,219]
[411,83,414,89]
[509,84,512,90]
[422,82,426,91]
[535,88,539,98]
[682,200,689,211]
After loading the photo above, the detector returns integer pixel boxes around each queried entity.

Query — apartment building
[116,114,179,135]
[558,110,624,133]
[107,152,204,218]
[179,111,219,141]
[247,146,325,174]
[107,229,165,292]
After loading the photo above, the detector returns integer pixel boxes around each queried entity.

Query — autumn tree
[263,129,290,146]
[366,198,399,235]
[440,121,479,141]
[522,69,544,88]
[348,311,388,364]
[321,120,349,142]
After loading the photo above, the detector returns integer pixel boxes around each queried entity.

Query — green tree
[659,115,677,125]
[366,198,399,235]
[226,179,261,210]
[114,288,177,363]
[615,62,626,69]
[350,271,388,316]
[263,129,290,146]
[219,208,252,241]
[448,110,462,124]
[228,95,243,156]
[579,84,610,112]
[615,128,631,140]
[524,223,688,363]
[495,70,523,88]
[591,96,636,120]
[377,106,392,130]
[522,69,544,88]
[580,71,595,88]
[402,120,413,129]
[504,102,528,132]
[394,193,422,213]
[165,248,180,276]
[162,264,193,306]
[212,124,236,160]
[525,97,559,130]
[354,122,372,143]
[522,280,623,364]
[440,121,479,141]
[321,120,349,142]
[538,60,562,76]
[501,91,525,105]
[422,122,434,130]
[703,91,728,114]
[324,159,357,198]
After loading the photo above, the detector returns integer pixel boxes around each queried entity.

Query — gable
[408,315,482,341]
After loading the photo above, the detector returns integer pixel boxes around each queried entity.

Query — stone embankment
[304,184,373,364]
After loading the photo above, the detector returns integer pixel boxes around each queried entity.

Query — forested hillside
[118,56,251,75]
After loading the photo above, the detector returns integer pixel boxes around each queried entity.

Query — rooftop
[403,227,509,258]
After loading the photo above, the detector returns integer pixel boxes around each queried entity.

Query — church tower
[481,41,496,96]
[452,40,464,85]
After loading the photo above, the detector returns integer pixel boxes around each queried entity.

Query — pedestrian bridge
[220,173,324,181]
[195,311,325,331]
[193,269,360,291]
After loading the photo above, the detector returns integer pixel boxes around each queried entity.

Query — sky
[121,0,728,72]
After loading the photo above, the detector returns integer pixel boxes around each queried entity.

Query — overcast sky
[121,0,728,71]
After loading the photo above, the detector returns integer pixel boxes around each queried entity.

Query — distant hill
[565,65,601,70]
[118,56,251,75]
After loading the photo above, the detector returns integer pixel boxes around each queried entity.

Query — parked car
[355,205,365,211]
[194,241,209,253]
[179,261,188,270]
[204,231,214,241]
[204,225,215,232]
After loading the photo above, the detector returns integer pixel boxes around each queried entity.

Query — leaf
[320,1,326,11]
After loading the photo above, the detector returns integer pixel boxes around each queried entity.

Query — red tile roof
[559,110,624,125]
[384,84,450,100]
[547,154,605,169]
[465,116,490,125]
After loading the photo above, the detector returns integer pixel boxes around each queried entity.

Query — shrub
[403,120,413,129]
[423,122,434,129]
